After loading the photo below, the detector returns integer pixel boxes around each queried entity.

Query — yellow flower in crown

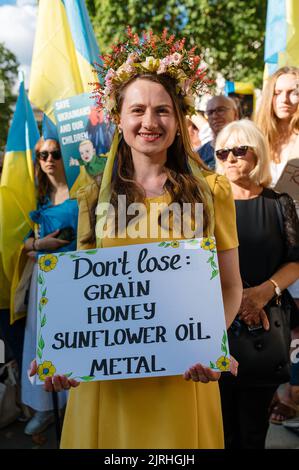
[170,241,180,248]
[40,297,48,306]
[37,361,56,381]
[216,356,230,371]
[141,56,161,72]
[200,237,216,251]
[39,254,58,272]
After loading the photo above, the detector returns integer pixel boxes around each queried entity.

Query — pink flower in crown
[157,62,167,74]
[169,52,182,66]
[103,84,113,96]
[104,112,111,124]
[105,68,116,83]
[161,56,172,66]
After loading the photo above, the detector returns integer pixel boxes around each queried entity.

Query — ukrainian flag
[0,80,39,317]
[29,0,100,194]
[264,0,299,76]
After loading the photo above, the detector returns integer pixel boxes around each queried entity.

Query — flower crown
[93,27,210,123]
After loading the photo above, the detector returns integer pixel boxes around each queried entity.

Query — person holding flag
[0,78,39,374]
[28,0,110,196]
[21,136,78,436]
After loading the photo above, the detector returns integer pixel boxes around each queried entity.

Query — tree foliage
[88,0,267,88]
[0,43,18,151]
[183,0,267,87]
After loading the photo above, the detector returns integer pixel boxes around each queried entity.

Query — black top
[235,187,299,329]
[235,188,285,286]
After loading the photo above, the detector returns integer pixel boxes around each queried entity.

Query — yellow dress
[60,171,238,449]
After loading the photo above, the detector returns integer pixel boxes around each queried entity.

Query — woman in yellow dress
[31,30,242,448]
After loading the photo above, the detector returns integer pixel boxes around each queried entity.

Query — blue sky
[0,1,17,5]
[0,0,36,5]
[0,0,37,86]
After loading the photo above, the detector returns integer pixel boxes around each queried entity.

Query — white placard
[35,237,230,384]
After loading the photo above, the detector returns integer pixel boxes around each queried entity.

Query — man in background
[199,95,238,169]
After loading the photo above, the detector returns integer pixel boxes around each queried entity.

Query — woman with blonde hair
[255,66,299,174]
[255,66,299,425]
[30,29,242,449]
[215,119,299,448]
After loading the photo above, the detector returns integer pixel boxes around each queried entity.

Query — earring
[118,127,123,134]
[176,130,180,136]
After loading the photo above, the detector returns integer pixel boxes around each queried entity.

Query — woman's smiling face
[119,78,178,160]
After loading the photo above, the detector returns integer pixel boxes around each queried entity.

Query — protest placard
[35,237,230,384]
[274,158,299,201]
[54,93,114,189]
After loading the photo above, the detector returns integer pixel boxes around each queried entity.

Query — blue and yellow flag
[225,81,255,117]
[0,80,39,315]
[29,0,100,122]
[264,0,299,77]
[29,0,101,195]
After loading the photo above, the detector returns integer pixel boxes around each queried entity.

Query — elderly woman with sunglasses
[215,119,299,449]
[20,137,78,435]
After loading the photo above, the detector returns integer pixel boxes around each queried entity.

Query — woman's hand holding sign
[30,360,80,392]
[184,363,221,382]
[184,356,238,383]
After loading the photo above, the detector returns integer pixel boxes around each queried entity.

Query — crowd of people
[0,30,299,450]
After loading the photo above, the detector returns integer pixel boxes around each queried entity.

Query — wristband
[33,238,38,251]
[269,278,282,297]
[269,278,282,305]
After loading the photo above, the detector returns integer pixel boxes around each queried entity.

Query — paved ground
[0,414,298,449]
[266,423,299,449]
[0,418,58,449]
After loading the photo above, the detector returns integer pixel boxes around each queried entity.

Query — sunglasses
[37,150,62,161]
[215,145,250,161]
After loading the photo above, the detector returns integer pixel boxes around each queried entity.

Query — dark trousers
[290,361,299,385]
[0,309,25,372]
[219,375,277,449]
